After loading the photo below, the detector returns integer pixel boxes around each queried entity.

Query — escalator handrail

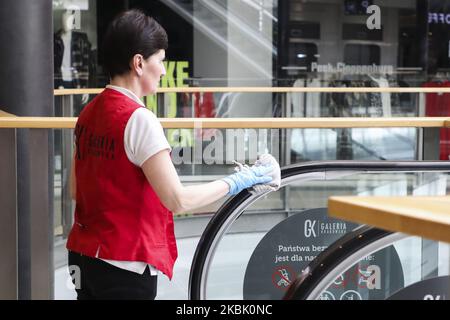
[283,226,404,300]
[189,160,450,300]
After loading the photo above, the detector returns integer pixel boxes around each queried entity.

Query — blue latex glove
[222,164,274,195]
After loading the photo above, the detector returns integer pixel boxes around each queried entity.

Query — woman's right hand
[222,164,274,195]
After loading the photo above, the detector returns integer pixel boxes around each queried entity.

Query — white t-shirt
[95,85,172,275]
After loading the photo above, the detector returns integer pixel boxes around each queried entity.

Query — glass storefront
[51,0,450,229]
[52,0,450,86]
[51,0,450,164]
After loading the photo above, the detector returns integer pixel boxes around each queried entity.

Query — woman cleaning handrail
[66,9,280,300]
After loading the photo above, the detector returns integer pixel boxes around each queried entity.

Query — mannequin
[61,10,75,83]
[54,9,92,105]
[369,74,391,117]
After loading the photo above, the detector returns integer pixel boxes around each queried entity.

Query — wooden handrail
[0,117,450,129]
[54,87,450,95]
[0,109,16,117]
[329,196,450,243]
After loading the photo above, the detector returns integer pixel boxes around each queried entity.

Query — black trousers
[68,251,158,300]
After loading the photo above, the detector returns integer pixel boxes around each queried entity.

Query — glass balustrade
[189,164,450,300]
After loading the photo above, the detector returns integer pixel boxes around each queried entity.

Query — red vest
[66,88,178,279]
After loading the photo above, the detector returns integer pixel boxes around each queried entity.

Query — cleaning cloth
[233,153,281,195]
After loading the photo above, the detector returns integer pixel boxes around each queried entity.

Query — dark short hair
[102,9,168,78]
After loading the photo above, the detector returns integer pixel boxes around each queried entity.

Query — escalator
[188,161,450,300]
[284,226,450,300]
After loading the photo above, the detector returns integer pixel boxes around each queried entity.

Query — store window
[51,1,450,91]
[51,0,450,167]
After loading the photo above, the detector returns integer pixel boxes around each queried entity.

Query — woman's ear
[131,54,144,77]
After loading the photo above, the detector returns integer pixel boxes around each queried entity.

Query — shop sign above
[429,13,450,25]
